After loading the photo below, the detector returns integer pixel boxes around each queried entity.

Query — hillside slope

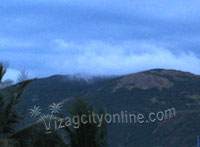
[16,69,200,147]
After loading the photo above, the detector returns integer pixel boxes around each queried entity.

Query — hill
[12,69,200,146]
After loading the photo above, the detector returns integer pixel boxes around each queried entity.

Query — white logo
[29,103,62,133]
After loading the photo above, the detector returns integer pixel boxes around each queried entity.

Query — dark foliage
[64,98,108,147]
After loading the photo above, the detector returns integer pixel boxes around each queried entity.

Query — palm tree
[17,70,29,83]
[0,80,32,138]
[12,119,67,147]
[0,62,8,84]
[63,98,108,147]
[0,62,32,146]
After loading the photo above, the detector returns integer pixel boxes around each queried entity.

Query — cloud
[0,0,200,78]
[43,39,200,75]
[1,38,200,79]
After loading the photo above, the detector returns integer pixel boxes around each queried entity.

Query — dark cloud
[0,0,200,80]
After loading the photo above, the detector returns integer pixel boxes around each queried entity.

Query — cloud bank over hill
[0,0,200,80]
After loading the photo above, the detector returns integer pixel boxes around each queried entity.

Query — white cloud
[1,39,200,78]
[48,39,200,76]
[3,68,19,82]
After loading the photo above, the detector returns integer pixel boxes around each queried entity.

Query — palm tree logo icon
[29,103,62,133]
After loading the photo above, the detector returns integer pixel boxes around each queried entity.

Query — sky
[0,0,200,81]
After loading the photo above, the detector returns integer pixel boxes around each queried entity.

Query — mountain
[13,69,200,146]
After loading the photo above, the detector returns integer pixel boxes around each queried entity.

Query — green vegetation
[63,98,108,147]
[17,69,200,146]
[0,62,108,147]
[0,62,32,146]
[1,62,200,146]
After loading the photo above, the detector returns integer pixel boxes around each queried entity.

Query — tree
[64,98,108,147]
[0,62,32,146]
[0,79,14,89]
[0,80,31,139]
[0,62,14,89]
[12,120,67,147]
[0,62,8,84]
[17,70,29,83]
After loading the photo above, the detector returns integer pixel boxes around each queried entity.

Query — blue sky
[1,0,200,81]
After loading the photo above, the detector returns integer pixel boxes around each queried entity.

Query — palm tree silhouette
[63,98,108,147]
[0,62,32,146]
